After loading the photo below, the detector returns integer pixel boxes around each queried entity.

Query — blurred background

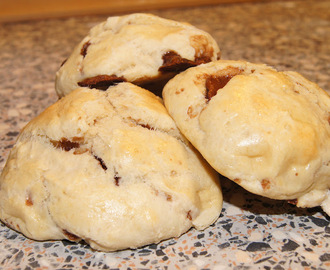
[0,0,280,22]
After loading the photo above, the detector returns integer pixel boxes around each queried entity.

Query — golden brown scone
[0,83,222,252]
[163,60,330,215]
[55,13,220,97]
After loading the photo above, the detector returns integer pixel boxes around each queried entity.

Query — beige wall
[0,0,276,22]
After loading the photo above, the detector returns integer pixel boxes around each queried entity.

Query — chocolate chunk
[195,55,212,64]
[128,117,155,130]
[205,75,232,100]
[261,179,271,190]
[25,194,33,206]
[80,41,91,57]
[233,178,241,184]
[159,51,210,73]
[93,155,107,170]
[114,171,121,186]
[139,123,154,130]
[205,67,243,101]
[190,34,215,62]
[187,210,192,220]
[288,199,298,205]
[78,75,126,90]
[51,137,81,151]
[63,229,80,241]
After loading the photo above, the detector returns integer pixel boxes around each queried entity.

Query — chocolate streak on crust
[139,123,154,130]
[50,137,109,171]
[50,137,82,151]
[78,75,126,90]
[80,41,91,57]
[187,210,192,220]
[114,171,121,186]
[159,51,211,73]
[93,155,108,171]
[205,67,243,101]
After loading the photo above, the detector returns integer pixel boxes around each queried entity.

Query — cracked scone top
[0,83,222,252]
[163,60,330,215]
[55,13,220,97]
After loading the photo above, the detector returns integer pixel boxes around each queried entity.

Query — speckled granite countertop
[0,0,329,269]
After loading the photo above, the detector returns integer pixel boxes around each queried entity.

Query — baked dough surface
[0,83,222,251]
[163,60,330,215]
[55,13,220,97]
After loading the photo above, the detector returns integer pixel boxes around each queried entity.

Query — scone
[0,82,222,252]
[55,13,220,97]
[163,60,330,215]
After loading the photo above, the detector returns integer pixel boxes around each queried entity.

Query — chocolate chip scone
[163,60,330,215]
[55,13,220,97]
[0,82,222,252]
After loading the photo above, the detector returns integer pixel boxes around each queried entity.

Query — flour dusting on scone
[0,82,222,252]
[55,13,220,97]
[163,60,330,215]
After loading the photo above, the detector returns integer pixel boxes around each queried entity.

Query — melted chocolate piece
[159,51,210,73]
[190,34,215,62]
[139,123,154,130]
[261,179,271,190]
[80,41,91,57]
[187,210,192,220]
[114,172,121,186]
[195,55,212,64]
[63,229,80,241]
[51,137,81,151]
[25,196,33,206]
[78,75,126,90]
[288,199,298,205]
[205,67,243,101]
